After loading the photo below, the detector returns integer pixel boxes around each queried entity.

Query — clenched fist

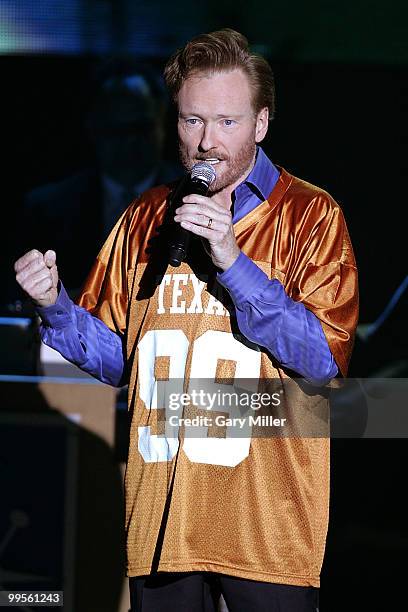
[14,249,59,307]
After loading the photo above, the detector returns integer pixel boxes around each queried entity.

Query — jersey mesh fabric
[77,167,358,587]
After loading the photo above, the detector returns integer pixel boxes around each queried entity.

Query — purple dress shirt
[38,147,338,386]
[39,282,124,386]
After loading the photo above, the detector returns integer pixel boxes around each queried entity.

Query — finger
[15,256,48,285]
[44,249,57,268]
[175,212,223,231]
[14,249,43,273]
[30,270,53,290]
[182,194,231,214]
[50,264,59,289]
[20,269,52,295]
[30,276,54,299]
[180,220,223,240]
[182,194,212,205]
[44,249,58,288]
[176,203,231,223]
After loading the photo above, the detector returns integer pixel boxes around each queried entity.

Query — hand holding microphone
[169,162,216,267]
[172,162,241,272]
[14,249,59,307]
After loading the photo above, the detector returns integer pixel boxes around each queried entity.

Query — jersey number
[137,329,261,467]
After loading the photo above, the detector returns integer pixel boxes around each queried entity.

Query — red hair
[163,29,275,119]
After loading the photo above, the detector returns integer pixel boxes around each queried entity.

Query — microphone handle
[168,176,211,267]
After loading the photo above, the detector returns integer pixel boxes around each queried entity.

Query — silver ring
[207,218,213,229]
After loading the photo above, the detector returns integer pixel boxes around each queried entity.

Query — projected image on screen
[0,1,84,54]
[0,0,200,56]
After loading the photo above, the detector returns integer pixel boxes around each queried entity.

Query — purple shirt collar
[232,146,280,223]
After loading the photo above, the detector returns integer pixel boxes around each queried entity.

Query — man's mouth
[200,158,223,165]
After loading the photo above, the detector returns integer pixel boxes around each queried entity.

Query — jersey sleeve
[76,202,138,335]
[287,193,359,377]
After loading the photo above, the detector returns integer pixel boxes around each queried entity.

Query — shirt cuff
[217,252,270,306]
[35,282,73,328]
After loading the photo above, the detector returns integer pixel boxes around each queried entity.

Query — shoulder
[106,183,175,246]
[271,168,350,237]
[278,169,355,265]
[285,171,342,218]
[125,183,174,218]
[137,183,173,209]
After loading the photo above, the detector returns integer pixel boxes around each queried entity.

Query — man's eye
[223,119,235,127]
[186,118,199,126]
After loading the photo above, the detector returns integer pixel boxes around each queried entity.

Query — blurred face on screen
[91,80,164,189]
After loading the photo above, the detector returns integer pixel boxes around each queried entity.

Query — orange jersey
[78,167,358,587]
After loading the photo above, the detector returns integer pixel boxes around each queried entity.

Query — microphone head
[191,162,216,186]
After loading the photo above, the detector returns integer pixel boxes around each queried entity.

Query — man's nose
[198,123,217,152]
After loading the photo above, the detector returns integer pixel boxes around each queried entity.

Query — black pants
[129,572,319,612]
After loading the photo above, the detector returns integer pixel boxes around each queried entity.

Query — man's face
[177,69,268,195]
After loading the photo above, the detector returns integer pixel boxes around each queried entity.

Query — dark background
[2,0,408,322]
[1,1,408,610]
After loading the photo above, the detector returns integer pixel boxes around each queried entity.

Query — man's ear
[255,107,269,143]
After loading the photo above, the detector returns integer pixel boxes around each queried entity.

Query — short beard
[179,138,257,194]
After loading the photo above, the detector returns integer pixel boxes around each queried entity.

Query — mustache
[195,153,227,161]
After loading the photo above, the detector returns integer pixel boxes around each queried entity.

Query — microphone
[168,162,216,267]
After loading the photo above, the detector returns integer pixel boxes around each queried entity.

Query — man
[14,29,358,612]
